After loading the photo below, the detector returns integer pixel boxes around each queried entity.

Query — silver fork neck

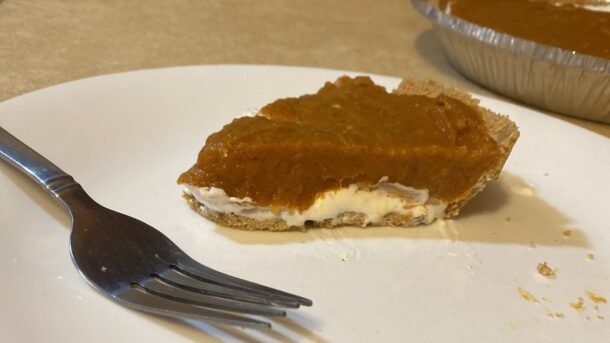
[44,174,80,194]
[0,126,81,201]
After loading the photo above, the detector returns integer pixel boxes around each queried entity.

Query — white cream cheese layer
[184,179,447,227]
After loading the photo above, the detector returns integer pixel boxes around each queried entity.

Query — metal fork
[0,126,312,329]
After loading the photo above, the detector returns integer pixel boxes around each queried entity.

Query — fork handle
[0,126,79,196]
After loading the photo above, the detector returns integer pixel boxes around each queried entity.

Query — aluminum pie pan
[412,0,610,124]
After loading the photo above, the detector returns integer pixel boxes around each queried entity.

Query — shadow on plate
[215,172,589,248]
[139,307,328,343]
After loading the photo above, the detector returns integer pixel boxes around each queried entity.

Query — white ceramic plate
[1,65,610,342]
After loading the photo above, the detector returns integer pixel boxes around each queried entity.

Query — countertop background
[2,0,609,138]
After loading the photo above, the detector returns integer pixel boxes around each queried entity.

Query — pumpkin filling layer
[178,76,501,211]
[443,0,610,60]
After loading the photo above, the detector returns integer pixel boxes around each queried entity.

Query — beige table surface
[2,0,609,138]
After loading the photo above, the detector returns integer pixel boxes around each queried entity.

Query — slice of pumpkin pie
[178,76,519,231]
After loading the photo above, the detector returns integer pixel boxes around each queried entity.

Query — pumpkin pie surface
[178,76,502,212]
[443,0,610,60]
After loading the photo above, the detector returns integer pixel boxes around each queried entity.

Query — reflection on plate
[1,65,610,342]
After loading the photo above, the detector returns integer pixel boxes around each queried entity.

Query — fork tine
[139,276,287,317]
[176,260,313,306]
[159,268,301,308]
[118,284,272,329]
